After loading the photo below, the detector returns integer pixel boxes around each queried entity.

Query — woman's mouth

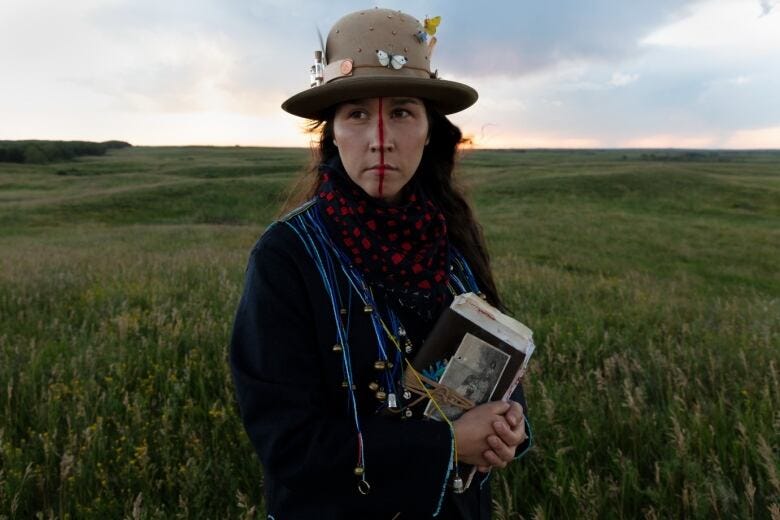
[365,164,398,172]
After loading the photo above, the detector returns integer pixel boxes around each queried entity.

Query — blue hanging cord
[303,210,405,406]
[449,246,482,294]
[283,217,367,476]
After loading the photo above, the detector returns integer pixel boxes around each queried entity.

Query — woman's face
[332,97,429,204]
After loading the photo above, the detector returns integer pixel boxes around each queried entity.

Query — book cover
[409,293,535,421]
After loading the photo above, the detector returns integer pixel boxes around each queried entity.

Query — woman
[230,8,531,519]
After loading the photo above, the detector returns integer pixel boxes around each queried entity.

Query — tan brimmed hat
[282,8,478,119]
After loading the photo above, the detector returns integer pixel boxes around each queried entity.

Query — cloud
[724,125,780,147]
[620,134,717,148]
[0,0,701,118]
[728,76,752,85]
[642,0,780,50]
[609,72,640,87]
[425,0,698,78]
[759,0,779,16]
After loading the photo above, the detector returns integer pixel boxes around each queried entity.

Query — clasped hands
[452,400,526,473]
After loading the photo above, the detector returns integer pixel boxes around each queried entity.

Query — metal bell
[452,475,464,493]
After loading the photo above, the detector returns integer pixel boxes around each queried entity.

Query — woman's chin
[373,185,401,202]
[362,184,398,202]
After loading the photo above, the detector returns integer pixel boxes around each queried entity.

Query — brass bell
[332,344,343,352]
[340,308,347,315]
[341,381,356,390]
[363,305,373,313]
[373,360,387,370]
[354,466,365,476]
[403,390,411,400]
[375,391,387,400]
[368,382,380,392]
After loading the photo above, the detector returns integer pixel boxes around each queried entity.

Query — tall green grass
[1,147,778,518]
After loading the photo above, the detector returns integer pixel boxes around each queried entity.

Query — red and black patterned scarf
[316,158,450,320]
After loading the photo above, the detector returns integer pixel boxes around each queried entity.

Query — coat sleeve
[508,383,532,459]
[229,224,455,516]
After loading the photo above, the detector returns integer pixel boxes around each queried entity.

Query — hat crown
[325,8,431,81]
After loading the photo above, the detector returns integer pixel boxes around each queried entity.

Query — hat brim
[281,77,478,119]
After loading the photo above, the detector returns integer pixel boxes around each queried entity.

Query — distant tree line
[635,151,731,162]
[0,140,132,164]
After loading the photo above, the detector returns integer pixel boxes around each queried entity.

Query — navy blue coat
[230,209,529,519]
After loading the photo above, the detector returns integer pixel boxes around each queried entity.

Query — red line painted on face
[377,96,385,197]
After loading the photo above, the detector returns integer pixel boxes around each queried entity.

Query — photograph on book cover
[426,333,511,420]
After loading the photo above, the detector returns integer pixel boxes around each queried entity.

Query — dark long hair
[280,104,502,308]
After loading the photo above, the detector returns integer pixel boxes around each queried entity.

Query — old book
[406,292,535,491]
[407,292,535,421]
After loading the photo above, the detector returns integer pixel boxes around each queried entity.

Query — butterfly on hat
[415,15,440,43]
[376,50,407,70]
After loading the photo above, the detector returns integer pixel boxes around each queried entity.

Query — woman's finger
[482,449,508,468]
[487,434,516,462]
[504,401,524,429]
[493,420,525,449]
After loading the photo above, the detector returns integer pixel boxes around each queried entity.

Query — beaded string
[308,235,465,475]
[300,211,463,467]
[303,211,400,403]
[290,207,485,492]
[366,286,403,405]
[328,270,467,486]
[283,220,369,491]
[300,212,422,413]
[386,310,407,391]
[448,247,482,294]
[374,314,462,472]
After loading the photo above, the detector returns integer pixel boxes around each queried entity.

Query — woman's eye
[392,108,411,118]
[349,110,368,119]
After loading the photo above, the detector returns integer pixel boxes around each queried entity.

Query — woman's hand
[476,401,527,472]
[452,401,512,467]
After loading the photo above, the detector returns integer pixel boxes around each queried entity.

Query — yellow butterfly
[424,16,441,36]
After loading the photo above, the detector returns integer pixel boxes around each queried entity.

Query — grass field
[1,146,778,519]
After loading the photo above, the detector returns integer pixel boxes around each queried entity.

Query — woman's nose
[369,129,395,153]
[369,141,394,153]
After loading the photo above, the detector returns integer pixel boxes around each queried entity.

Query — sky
[1,0,779,149]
